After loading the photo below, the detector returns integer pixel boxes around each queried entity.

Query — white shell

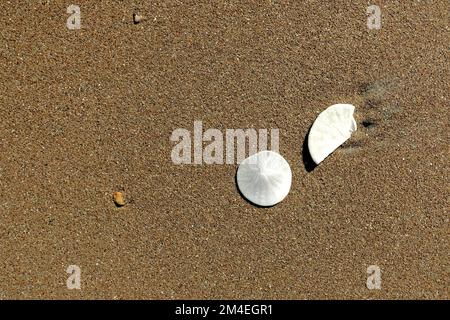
[236,151,292,207]
[308,104,357,164]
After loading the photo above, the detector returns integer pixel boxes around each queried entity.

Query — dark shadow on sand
[302,126,317,172]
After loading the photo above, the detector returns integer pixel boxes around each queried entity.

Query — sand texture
[0,1,448,299]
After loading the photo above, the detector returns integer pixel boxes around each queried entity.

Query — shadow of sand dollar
[301,125,318,172]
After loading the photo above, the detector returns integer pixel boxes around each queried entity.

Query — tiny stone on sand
[113,192,126,207]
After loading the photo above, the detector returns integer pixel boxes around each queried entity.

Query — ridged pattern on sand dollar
[236,150,292,207]
[308,104,357,164]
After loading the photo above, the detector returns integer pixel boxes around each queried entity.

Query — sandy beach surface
[0,1,448,299]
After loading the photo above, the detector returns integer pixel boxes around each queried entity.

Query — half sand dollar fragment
[236,150,292,207]
[308,104,357,165]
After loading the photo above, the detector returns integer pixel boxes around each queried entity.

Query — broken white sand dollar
[236,150,292,207]
[308,104,357,165]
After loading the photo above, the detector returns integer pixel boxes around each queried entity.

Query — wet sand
[0,1,448,299]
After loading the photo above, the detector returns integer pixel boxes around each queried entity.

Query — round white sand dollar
[308,103,357,165]
[236,151,292,207]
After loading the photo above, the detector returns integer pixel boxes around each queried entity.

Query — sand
[0,1,448,299]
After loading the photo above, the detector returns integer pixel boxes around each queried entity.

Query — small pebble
[133,13,143,24]
[113,192,126,207]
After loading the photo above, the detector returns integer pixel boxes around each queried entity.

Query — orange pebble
[113,192,126,207]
